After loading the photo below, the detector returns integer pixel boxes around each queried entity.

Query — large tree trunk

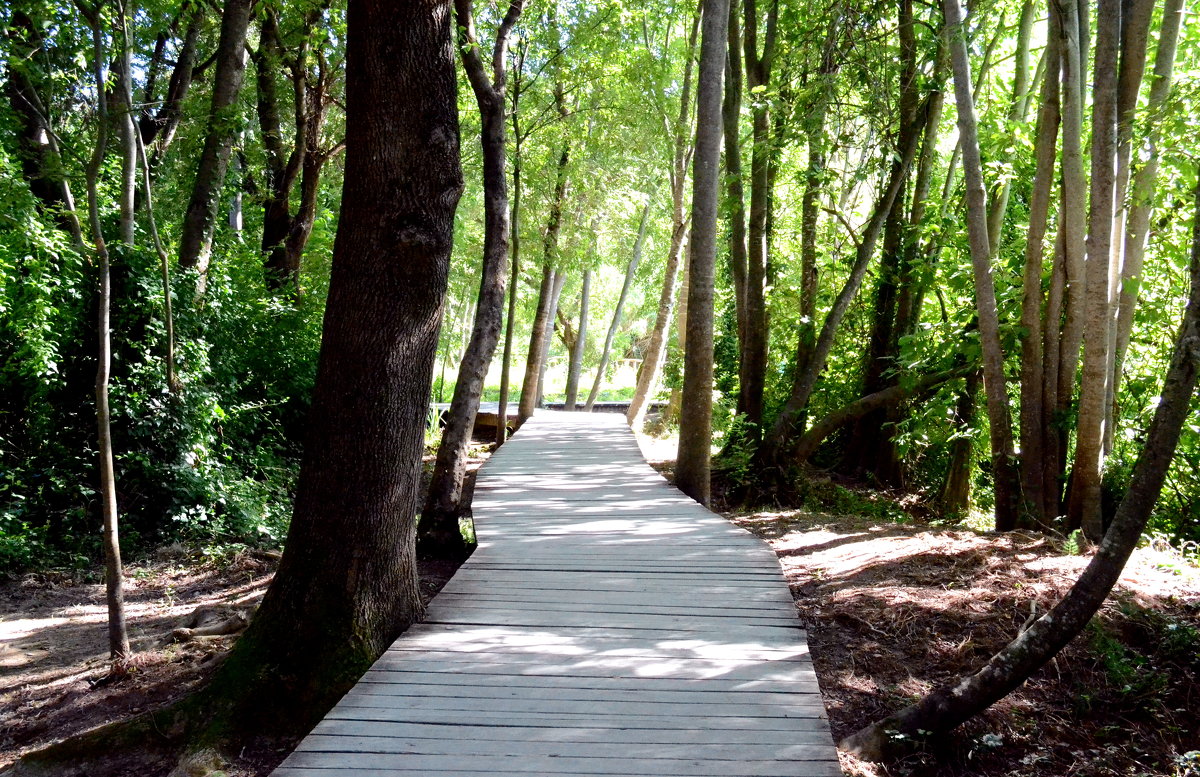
[676,0,731,506]
[420,0,522,559]
[563,270,591,409]
[841,173,1200,761]
[1068,0,1121,540]
[178,0,252,292]
[151,0,460,755]
[586,198,651,410]
[944,0,1021,531]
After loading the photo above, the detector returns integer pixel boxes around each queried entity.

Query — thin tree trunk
[676,0,730,506]
[537,270,568,406]
[627,7,700,430]
[496,106,524,445]
[842,173,1200,761]
[739,0,778,429]
[763,110,926,463]
[421,0,523,557]
[1068,0,1120,541]
[518,137,570,419]
[82,7,129,665]
[141,6,202,163]
[1055,0,1088,441]
[984,0,1035,256]
[1018,1,1061,526]
[587,197,651,410]
[1108,0,1184,449]
[178,0,252,293]
[935,370,982,516]
[944,0,1021,531]
[794,366,974,464]
[722,0,749,353]
[115,2,137,247]
[564,270,591,409]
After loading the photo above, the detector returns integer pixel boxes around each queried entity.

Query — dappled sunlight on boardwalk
[273,411,840,776]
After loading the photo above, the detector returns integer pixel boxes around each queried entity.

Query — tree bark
[183,0,463,746]
[762,109,925,464]
[140,6,203,163]
[518,135,570,419]
[676,0,731,506]
[1068,0,1121,540]
[626,8,700,430]
[564,270,591,409]
[841,174,1200,761]
[739,0,778,429]
[935,370,981,516]
[496,74,526,445]
[1018,0,1061,526]
[1108,0,1184,451]
[82,7,130,666]
[178,0,252,293]
[722,0,749,353]
[587,197,651,410]
[420,0,522,558]
[944,0,1021,531]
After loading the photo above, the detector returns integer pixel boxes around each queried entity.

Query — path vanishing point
[272,411,841,776]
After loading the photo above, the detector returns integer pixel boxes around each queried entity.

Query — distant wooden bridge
[273,412,841,776]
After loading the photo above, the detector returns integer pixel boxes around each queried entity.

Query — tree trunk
[739,0,778,430]
[564,270,591,409]
[1018,0,1062,526]
[676,0,731,506]
[140,6,202,163]
[178,0,252,293]
[626,9,700,430]
[722,0,749,354]
[497,111,524,445]
[1068,0,1120,541]
[82,12,130,666]
[1108,0,1184,450]
[794,366,974,465]
[518,138,570,419]
[538,270,569,406]
[587,197,651,410]
[935,370,981,517]
[944,0,1021,531]
[841,174,1200,761]
[420,0,522,559]
[114,6,137,248]
[194,0,461,743]
[762,109,925,463]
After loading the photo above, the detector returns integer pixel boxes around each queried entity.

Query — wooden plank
[280,752,840,776]
[309,719,834,745]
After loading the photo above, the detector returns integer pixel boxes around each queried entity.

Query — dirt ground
[728,508,1200,777]
[0,450,486,775]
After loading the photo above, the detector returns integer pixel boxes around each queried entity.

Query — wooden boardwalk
[273,412,841,776]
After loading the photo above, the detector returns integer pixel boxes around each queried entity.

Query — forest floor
[4,436,1199,777]
[0,447,489,775]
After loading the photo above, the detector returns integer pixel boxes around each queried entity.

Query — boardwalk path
[274,412,840,776]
